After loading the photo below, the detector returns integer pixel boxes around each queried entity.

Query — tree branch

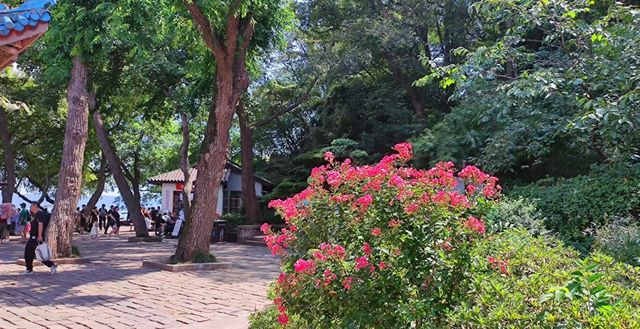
[183,0,225,58]
[254,75,320,128]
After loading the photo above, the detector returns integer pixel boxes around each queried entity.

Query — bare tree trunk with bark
[92,111,149,237]
[174,0,254,262]
[0,107,16,203]
[237,100,261,224]
[47,57,92,258]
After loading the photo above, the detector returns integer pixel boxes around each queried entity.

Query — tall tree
[173,0,291,262]
[47,56,93,257]
[236,99,261,223]
[40,0,119,257]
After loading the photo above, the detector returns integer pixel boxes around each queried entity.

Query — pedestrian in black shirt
[23,202,57,275]
[98,204,107,230]
[107,206,121,238]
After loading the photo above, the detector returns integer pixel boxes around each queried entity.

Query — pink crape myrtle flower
[362,242,372,255]
[463,216,486,235]
[356,194,373,210]
[355,256,370,270]
[326,170,342,187]
[277,313,289,325]
[294,259,316,274]
[342,277,353,290]
[371,227,382,236]
[393,142,413,161]
[324,151,335,164]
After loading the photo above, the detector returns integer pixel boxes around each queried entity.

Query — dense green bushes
[444,229,640,328]
[594,217,640,266]
[251,229,640,328]
[512,165,640,249]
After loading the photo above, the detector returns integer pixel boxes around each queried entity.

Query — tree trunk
[175,0,254,262]
[174,70,240,262]
[83,153,107,214]
[237,100,261,224]
[132,151,142,206]
[92,111,149,237]
[47,57,92,258]
[382,52,425,120]
[0,107,16,203]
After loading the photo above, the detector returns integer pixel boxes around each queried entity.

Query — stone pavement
[0,231,280,329]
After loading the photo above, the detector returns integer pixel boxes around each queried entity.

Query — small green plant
[541,261,614,316]
[192,251,216,264]
[71,245,81,258]
[445,229,640,328]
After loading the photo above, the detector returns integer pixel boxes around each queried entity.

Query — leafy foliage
[512,164,640,250]
[445,229,640,328]
[594,217,640,266]
[414,0,640,178]
[484,196,550,237]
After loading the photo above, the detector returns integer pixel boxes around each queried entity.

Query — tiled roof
[147,168,202,184]
[147,161,272,186]
[0,0,55,69]
[0,0,54,38]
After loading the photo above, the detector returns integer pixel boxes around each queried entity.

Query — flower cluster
[463,216,486,235]
[488,256,509,275]
[263,142,501,326]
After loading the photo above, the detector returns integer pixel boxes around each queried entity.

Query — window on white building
[223,190,243,214]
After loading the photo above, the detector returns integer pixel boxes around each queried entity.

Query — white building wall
[161,183,174,212]
[227,172,242,191]
[217,185,223,215]
[159,171,265,215]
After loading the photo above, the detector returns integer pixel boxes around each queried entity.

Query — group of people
[143,206,184,238]
[0,203,45,243]
[72,205,184,239]
[74,204,123,239]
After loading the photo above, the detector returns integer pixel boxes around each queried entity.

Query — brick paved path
[0,232,279,329]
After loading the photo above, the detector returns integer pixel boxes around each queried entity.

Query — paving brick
[0,232,279,329]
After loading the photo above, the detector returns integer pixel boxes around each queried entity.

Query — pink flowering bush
[260,143,501,327]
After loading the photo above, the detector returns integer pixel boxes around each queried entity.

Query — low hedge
[512,164,640,250]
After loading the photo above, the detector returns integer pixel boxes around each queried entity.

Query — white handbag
[35,243,52,261]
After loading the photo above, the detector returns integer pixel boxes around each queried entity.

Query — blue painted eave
[0,0,56,37]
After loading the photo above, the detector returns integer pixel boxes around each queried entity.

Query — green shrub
[260,143,501,327]
[512,164,640,249]
[594,217,640,266]
[192,251,216,263]
[221,213,247,225]
[444,229,640,328]
[484,196,550,236]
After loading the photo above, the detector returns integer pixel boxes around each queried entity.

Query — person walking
[108,206,122,238]
[0,203,16,243]
[10,204,19,236]
[24,202,57,275]
[18,203,30,243]
[98,204,107,230]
